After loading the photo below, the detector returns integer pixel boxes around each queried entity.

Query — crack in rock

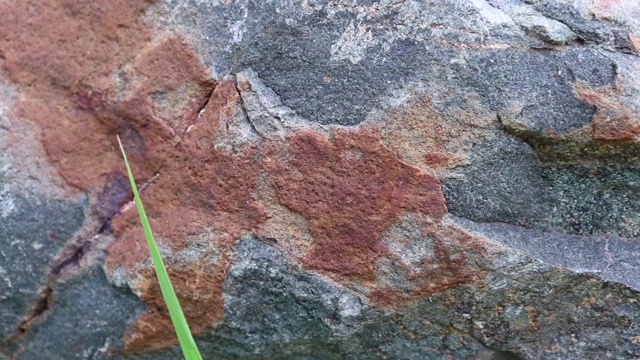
[180,82,217,144]
[3,287,52,345]
[236,69,311,140]
[1,171,161,346]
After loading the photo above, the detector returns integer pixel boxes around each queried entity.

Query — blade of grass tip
[117,135,202,360]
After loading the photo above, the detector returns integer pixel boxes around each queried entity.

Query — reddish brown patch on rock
[125,253,231,352]
[591,0,638,31]
[0,0,215,189]
[424,151,466,167]
[269,128,447,277]
[122,36,217,138]
[0,0,153,89]
[371,215,488,306]
[0,0,171,189]
[378,96,490,177]
[575,82,640,140]
[0,0,256,351]
[108,81,267,350]
[0,0,488,350]
[591,111,640,140]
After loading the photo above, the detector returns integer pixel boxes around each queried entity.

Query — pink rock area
[0,0,494,352]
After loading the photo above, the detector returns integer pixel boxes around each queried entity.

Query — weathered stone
[516,13,577,45]
[0,194,85,342]
[3,0,640,358]
[100,235,640,359]
[8,266,145,360]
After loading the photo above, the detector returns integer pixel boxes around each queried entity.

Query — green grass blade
[117,135,203,360]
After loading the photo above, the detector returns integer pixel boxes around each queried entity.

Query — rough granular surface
[3,0,640,359]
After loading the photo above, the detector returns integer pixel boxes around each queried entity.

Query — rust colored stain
[123,36,217,138]
[424,151,466,167]
[125,254,231,352]
[0,2,216,190]
[378,96,490,178]
[108,83,260,252]
[0,0,262,351]
[269,129,447,277]
[591,0,629,20]
[575,82,640,140]
[371,216,488,306]
[0,0,162,189]
[591,110,640,140]
[0,1,211,190]
[0,0,488,352]
[0,0,153,88]
[109,81,266,351]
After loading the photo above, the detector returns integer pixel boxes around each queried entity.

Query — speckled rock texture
[2,0,640,359]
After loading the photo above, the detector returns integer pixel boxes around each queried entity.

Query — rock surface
[2,0,640,358]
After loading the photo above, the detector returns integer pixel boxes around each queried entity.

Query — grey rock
[113,237,521,359]
[162,0,621,128]
[0,193,85,342]
[516,14,577,45]
[449,215,640,289]
[236,69,296,140]
[442,131,548,226]
[460,48,614,133]
[526,0,620,46]
[432,257,640,359]
[158,0,517,125]
[444,126,640,237]
[4,0,640,358]
[488,0,578,45]
[9,266,145,360]
[115,235,640,359]
[540,160,640,237]
[518,15,576,45]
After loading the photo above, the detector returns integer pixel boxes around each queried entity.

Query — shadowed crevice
[2,287,53,346]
